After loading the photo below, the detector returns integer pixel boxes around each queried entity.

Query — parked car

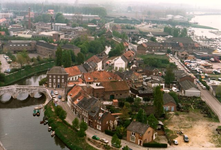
[100,138,109,144]
[52,95,56,98]
[92,135,100,140]
[54,91,58,95]
[183,135,189,142]
[4,69,11,73]
[173,139,178,145]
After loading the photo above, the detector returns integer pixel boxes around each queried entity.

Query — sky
[1,0,221,9]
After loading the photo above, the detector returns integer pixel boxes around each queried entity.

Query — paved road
[0,54,10,73]
[170,55,221,122]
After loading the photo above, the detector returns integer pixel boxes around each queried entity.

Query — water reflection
[34,92,42,98]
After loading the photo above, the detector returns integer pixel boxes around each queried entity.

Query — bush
[55,105,67,120]
[39,77,47,85]
[105,130,123,139]
[77,129,86,137]
[143,142,168,148]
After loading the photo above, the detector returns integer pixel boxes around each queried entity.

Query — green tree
[180,28,187,37]
[111,134,121,148]
[126,97,134,103]
[69,50,76,63]
[0,73,5,82]
[167,49,172,54]
[72,118,79,129]
[169,91,179,104]
[216,85,221,98]
[62,50,72,67]
[120,105,130,120]
[154,86,164,118]
[55,105,67,120]
[147,114,158,129]
[56,46,62,66]
[76,52,85,64]
[136,108,147,124]
[165,67,175,85]
[55,13,66,23]
[80,121,88,131]
[150,37,156,42]
[134,98,141,108]
[16,53,26,67]
[39,77,47,85]
[77,129,86,137]
[122,145,130,150]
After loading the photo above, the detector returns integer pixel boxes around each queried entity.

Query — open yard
[165,111,219,147]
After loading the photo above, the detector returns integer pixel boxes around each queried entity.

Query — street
[170,54,221,122]
[0,54,10,73]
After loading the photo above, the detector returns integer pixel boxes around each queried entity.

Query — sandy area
[165,112,220,147]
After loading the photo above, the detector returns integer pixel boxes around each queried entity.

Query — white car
[54,91,58,95]
[52,95,56,98]
[100,138,109,144]
[173,139,178,145]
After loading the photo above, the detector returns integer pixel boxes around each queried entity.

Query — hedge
[143,142,168,148]
[104,130,123,139]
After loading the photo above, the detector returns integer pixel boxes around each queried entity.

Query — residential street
[0,54,10,73]
[170,55,221,122]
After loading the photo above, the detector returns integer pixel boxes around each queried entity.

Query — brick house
[163,93,177,112]
[137,43,147,54]
[3,40,36,53]
[90,81,130,100]
[82,71,121,84]
[61,44,80,56]
[36,41,57,58]
[86,55,103,71]
[127,121,154,146]
[65,65,87,82]
[47,66,68,88]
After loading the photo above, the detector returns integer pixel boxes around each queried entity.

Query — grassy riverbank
[44,102,97,150]
[0,61,54,86]
[190,23,218,30]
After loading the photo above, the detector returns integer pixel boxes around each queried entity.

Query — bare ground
[165,112,220,147]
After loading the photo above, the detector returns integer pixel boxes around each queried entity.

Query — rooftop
[127,121,150,135]
[101,81,129,92]
[65,66,81,77]
[180,80,197,90]
[163,93,176,105]
[47,66,68,75]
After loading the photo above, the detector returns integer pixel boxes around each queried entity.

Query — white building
[179,80,201,97]
[114,56,127,71]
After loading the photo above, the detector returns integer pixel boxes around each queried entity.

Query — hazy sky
[1,0,221,9]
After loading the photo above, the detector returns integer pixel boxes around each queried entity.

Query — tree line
[164,26,187,37]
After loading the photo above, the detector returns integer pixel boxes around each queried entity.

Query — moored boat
[48,126,52,132]
[51,131,55,137]
[36,110,40,117]
[33,110,37,116]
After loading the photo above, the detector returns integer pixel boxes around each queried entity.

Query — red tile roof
[101,81,129,92]
[124,42,129,47]
[65,66,81,77]
[0,31,5,36]
[123,50,135,61]
[142,43,147,48]
[83,71,121,83]
[86,55,101,63]
[68,85,87,104]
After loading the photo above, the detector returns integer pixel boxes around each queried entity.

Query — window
[57,79,60,82]
[97,125,101,130]
[131,132,135,136]
[62,79,64,83]
[130,133,136,142]
[54,75,56,78]
[49,75,51,78]
[106,121,108,124]
[62,76,64,78]
[49,79,51,82]
[49,83,52,88]
[53,79,56,82]
[58,76,60,78]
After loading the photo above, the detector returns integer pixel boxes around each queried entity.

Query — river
[190,15,221,38]
[0,73,69,150]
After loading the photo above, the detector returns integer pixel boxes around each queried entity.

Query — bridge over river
[0,85,52,108]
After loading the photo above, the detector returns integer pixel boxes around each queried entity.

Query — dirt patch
[165,112,219,147]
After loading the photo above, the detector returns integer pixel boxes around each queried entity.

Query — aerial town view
[1,0,221,150]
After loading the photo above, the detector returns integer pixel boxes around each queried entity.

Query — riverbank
[0,61,54,86]
[190,23,218,30]
[44,102,97,150]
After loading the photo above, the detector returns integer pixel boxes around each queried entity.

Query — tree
[111,134,121,148]
[55,13,66,23]
[76,52,85,64]
[154,86,164,118]
[120,105,130,120]
[0,73,5,82]
[150,37,156,42]
[62,50,72,67]
[134,98,141,108]
[167,49,172,54]
[122,145,130,150]
[56,46,62,66]
[72,118,79,129]
[77,129,86,137]
[216,85,221,98]
[55,105,67,120]
[16,53,26,67]
[39,77,47,85]
[169,91,179,104]
[69,50,76,63]
[165,67,175,85]
[147,114,158,129]
[136,108,147,124]
[126,97,134,103]
[80,121,88,131]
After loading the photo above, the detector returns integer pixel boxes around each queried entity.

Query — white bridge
[0,85,52,108]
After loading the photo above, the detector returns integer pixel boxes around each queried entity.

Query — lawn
[44,102,97,150]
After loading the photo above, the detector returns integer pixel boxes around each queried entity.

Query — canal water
[0,73,69,150]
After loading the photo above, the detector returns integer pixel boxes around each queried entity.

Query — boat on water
[40,120,45,124]
[51,131,55,137]
[33,110,37,116]
[36,110,40,117]
[44,120,48,125]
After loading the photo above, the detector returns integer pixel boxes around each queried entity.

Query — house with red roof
[86,55,102,71]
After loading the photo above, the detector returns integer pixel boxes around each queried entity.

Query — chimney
[28,7,31,29]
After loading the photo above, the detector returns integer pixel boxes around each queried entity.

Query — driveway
[0,54,10,73]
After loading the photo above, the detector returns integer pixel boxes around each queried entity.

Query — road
[170,55,221,122]
[0,54,10,73]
